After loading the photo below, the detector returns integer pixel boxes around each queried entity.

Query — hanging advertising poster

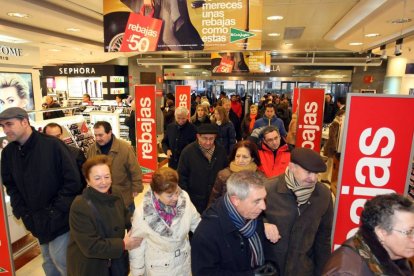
[211,51,270,73]
[103,0,263,52]
[332,94,414,250]
[0,72,34,113]
[135,86,157,183]
[295,88,325,152]
[0,187,14,275]
[175,85,191,119]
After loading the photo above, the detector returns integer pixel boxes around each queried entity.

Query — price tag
[120,13,162,52]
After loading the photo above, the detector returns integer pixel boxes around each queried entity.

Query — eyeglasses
[392,228,414,238]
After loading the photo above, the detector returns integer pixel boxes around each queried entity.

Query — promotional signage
[135,85,157,182]
[292,88,299,114]
[295,88,325,152]
[103,0,263,52]
[42,65,128,77]
[0,187,14,275]
[332,94,414,250]
[175,85,191,119]
[0,42,40,67]
[211,51,270,73]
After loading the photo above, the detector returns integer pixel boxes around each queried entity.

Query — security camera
[395,44,402,56]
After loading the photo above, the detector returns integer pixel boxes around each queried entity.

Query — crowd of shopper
[0,90,412,276]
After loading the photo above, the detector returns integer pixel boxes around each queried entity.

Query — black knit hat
[291,147,327,173]
[197,123,218,134]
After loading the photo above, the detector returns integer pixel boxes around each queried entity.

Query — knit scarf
[284,167,315,206]
[249,113,256,133]
[198,143,215,162]
[229,161,257,173]
[224,194,264,268]
[152,191,177,226]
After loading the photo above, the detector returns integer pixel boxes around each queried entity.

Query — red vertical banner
[175,85,191,119]
[292,88,299,114]
[295,88,325,152]
[332,94,414,250]
[0,187,14,275]
[135,86,158,183]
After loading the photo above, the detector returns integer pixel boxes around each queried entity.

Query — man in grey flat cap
[263,147,333,276]
[0,107,82,276]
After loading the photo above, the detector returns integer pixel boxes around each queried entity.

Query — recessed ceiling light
[48,49,61,52]
[7,12,30,18]
[365,33,380,37]
[66,28,80,32]
[267,15,284,21]
[349,42,363,46]
[250,29,262,33]
[285,43,293,46]
[391,18,412,24]
[0,34,29,43]
[268,33,281,37]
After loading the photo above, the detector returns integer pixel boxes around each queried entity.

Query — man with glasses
[257,126,291,178]
[177,123,228,214]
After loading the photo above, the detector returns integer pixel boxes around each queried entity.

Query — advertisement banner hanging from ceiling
[103,0,263,52]
[175,85,191,119]
[0,187,14,276]
[211,51,271,73]
[332,94,414,250]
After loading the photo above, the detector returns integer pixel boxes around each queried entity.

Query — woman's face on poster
[0,86,28,112]
[1,139,9,148]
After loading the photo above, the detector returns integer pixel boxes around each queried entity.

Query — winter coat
[258,143,290,178]
[43,101,65,120]
[264,175,333,276]
[191,196,266,275]
[229,109,242,141]
[241,113,259,139]
[177,141,228,214]
[129,189,200,276]
[87,136,143,208]
[253,115,287,137]
[190,114,211,127]
[67,187,130,276]
[216,121,237,155]
[162,121,197,169]
[1,128,82,244]
[124,110,136,147]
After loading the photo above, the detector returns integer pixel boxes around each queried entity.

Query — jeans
[39,231,69,276]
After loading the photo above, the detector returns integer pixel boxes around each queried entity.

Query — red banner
[332,94,414,250]
[292,88,299,114]
[135,86,158,183]
[175,85,191,119]
[120,13,162,52]
[0,188,14,275]
[295,88,325,152]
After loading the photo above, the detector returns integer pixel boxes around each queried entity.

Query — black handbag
[83,194,130,276]
[254,261,279,276]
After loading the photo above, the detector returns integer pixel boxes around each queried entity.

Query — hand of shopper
[166,149,172,158]
[123,231,143,250]
[264,223,281,243]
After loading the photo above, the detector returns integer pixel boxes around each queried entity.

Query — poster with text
[211,51,270,73]
[0,187,14,275]
[332,94,414,250]
[103,0,263,52]
[175,85,191,119]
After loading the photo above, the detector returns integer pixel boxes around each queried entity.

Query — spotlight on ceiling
[366,50,372,63]
[395,38,403,56]
[380,44,387,60]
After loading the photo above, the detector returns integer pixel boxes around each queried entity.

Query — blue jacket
[253,115,287,137]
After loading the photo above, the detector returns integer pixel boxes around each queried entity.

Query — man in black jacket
[0,107,82,276]
[177,123,227,214]
[162,106,197,170]
[191,171,270,275]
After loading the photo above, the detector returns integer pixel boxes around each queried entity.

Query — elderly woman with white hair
[161,106,197,170]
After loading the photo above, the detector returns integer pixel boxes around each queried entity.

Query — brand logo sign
[230,28,255,43]
[0,188,14,275]
[295,88,325,152]
[332,94,414,249]
[135,86,157,182]
[0,42,39,66]
[175,85,191,119]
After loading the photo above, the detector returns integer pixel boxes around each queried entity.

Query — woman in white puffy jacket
[129,167,200,276]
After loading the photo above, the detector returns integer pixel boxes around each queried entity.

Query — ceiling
[0,0,414,67]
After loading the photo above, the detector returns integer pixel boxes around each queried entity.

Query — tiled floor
[15,184,150,275]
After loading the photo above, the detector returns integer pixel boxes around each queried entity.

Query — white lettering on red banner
[332,95,414,249]
[175,86,191,119]
[295,88,325,152]
[135,86,157,181]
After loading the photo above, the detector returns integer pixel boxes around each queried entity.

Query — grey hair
[227,171,265,200]
[175,106,189,117]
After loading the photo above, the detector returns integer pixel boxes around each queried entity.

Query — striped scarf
[198,142,215,162]
[224,194,264,268]
[284,167,315,206]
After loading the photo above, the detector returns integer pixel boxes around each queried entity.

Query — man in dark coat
[162,106,197,170]
[0,107,82,276]
[264,147,333,276]
[222,98,242,141]
[177,123,227,214]
[191,171,270,275]
[42,95,65,120]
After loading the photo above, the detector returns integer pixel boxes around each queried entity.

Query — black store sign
[42,65,127,76]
